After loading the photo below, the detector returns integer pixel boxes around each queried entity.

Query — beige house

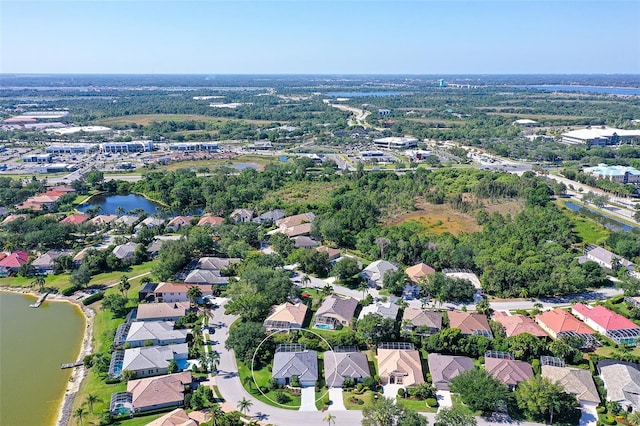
[377,343,424,386]
[448,311,493,338]
[402,308,442,335]
[542,365,600,407]
[264,302,308,331]
[127,372,192,412]
[405,262,436,283]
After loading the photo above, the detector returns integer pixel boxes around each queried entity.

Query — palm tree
[237,397,253,416]
[73,407,86,425]
[207,404,224,426]
[628,411,640,426]
[85,393,101,414]
[375,237,390,259]
[187,285,203,307]
[321,284,334,297]
[31,276,46,292]
[301,274,311,288]
[115,206,125,215]
[118,275,130,298]
[209,351,220,373]
[518,287,529,299]
[358,280,369,298]
[323,413,337,426]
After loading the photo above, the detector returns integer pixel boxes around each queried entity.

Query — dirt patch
[482,199,525,216]
[387,201,482,235]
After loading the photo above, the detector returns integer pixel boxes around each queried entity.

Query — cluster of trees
[0,177,46,207]
[0,215,77,251]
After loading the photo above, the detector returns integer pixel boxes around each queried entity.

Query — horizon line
[2,72,640,77]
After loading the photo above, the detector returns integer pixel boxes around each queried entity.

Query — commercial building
[22,153,52,163]
[561,127,640,146]
[167,142,218,152]
[46,144,97,154]
[47,125,112,135]
[583,164,640,184]
[101,141,154,153]
[373,137,419,149]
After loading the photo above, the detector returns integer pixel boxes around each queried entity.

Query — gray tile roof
[183,269,229,285]
[542,365,600,404]
[358,301,399,320]
[125,321,188,345]
[427,353,474,390]
[599,361,640,410]
[315,295,358,324]
[324,351,371,387]
[122,343,188,372]
[272,350,318,382]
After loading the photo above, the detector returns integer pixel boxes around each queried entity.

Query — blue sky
[1,1,639,74]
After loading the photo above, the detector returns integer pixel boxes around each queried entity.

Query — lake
[518,85,640,96]
[0,292,85,426]
[564,201,640,233]
[78,193,165,216]
[326,91,406,97]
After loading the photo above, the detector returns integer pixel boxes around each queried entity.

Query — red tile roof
[60,214,89,225]
[0,251,29,268]
[197,215,224,226]
[572,303,639,331]
[535,308,594,335]
[492,312,548,337]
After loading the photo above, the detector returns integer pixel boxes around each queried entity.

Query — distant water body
[326,91,406,97]
[518,85,640,96]
[0,292,85,426]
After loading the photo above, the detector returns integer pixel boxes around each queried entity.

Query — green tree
[362,396,427,426]
[515,376,579,424]
[70,264,92,288]
[187,285,203,307]
[31,275,46,292]
[167,359,179,373]
[225,322,271,367]
[331,257,362,286]
[356,313,399,346]
[323,413,336,426]
[383,269,408,296]
[73,407,86,425]
[237,397,253,415]
[101,293,128,318]
[450,368,511,413]
[118,275,130,298]
[628,411,640,426]
[434,406,476,426]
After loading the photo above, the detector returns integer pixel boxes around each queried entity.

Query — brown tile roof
[542,365,600,404]
[145,408,198,426]
[265,302,308,326]
[405,263,436,283]
[427,353,474,390]
[485,358,534,386]
[60,214,89,225]
[448,311,491,335]
[136,302,190,321]
[403,308,443,329]
[492,312,548,338]
[316,246,341,260]
[127,372,192,411]
[377,348,424,386]
[197,215,224,226]
[315,295,358,324]
[276,212,315,228]
[284,222,312,237]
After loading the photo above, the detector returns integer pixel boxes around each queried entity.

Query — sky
[1,0,639,75]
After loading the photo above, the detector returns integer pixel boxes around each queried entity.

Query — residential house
[485,357,534,389]
[448,311,493,338]
[197,215,224,227]
[112,242,139,261]
[136,302,191,322]
[134,217,165,231]
[626,296,640,309]
[230,209,254,223]
[121,343,189,378]
[598,360,640,411]
[276,212,315,229]
[402,308,442,335]
[183,269,229,286]
[272,344,318,386]
[492,312,547,338]
[60,213,89,225]
[316,246,341,261]
[90,215,118,227]
[535,308,595,341]
[125,321,188,347]
[293,236,319,248]
[138,282,157,302]
[127,372,192,412]
[358,301,399,321]
[154,282,212,303]
[115,215,141,228]
[264,302,308,332]
[582,245,636,273]
[2,214,27,226]
[377,343,424,386]
[314,295,358,330]
[542,365,600,407]
[252,209,285,224]
[324,350,371,387]
[194,257,241,271]
[31,249,73,275]
[72,247,95,267]
[0,250,29,276]
[405,263,436,284]
[166,216,193,232]
[146,235,183,258]
[145,408,201,426]
[572,303,640,345]
[427,353,474,390]
[360,260,398,288]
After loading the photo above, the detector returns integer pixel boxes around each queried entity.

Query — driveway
[328,387,346,411]
[579,404,598,426]
[299,385,317,411]
[383,384,403,401]
[436,390,452,409]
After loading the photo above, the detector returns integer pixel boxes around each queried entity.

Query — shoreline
[0,287,95,426]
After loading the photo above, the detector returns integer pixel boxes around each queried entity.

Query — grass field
[343,390,378,410]
[152,154,281,173]
[237,361,301,410]
[386,201,482,236]
[558,205,610,245]
[264,180,343,209]
[397,397,437,413]
[92,114,278,127]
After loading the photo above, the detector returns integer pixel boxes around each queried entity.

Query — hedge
[82,291,104,305]
[61,285,81,296]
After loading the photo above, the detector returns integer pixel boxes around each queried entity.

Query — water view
[520,85,640,96]
[326,91,407,97]
[565,201,640,233]
[78,193,165,216]
[0,292,85,426]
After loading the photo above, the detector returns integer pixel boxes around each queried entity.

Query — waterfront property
[120,343,189,379]
[125,321,188,347]
[136,302,191,322]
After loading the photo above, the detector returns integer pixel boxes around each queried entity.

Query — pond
[564,201,640,233]
[78,193,165,216]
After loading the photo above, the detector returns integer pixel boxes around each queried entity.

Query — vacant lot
[388,201,482,235]
[482,199,525,216]
[265,180,344,208]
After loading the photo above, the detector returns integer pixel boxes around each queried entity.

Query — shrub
[397,388,406,398]
[363,376,376,390]
[82,291,104,305]
[601,414,616,425]
[268,378,279,391]
[62,285,80,296]
[596,406,606,414]
[426,397,438,408]
[274,390,291,404]
[290,375,300,387]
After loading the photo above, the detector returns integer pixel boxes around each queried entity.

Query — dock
[29,292,49,308]
[61,361,83,369]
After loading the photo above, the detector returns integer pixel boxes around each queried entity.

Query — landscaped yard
[343,390,379,410]
[397,396,437,413]
[237,361,301,410]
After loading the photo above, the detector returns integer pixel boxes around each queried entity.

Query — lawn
[556,200,610,245]
[397,397,437,413]
[237,361,301,410]
[264,179,343,209]
[343,390,379,410]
